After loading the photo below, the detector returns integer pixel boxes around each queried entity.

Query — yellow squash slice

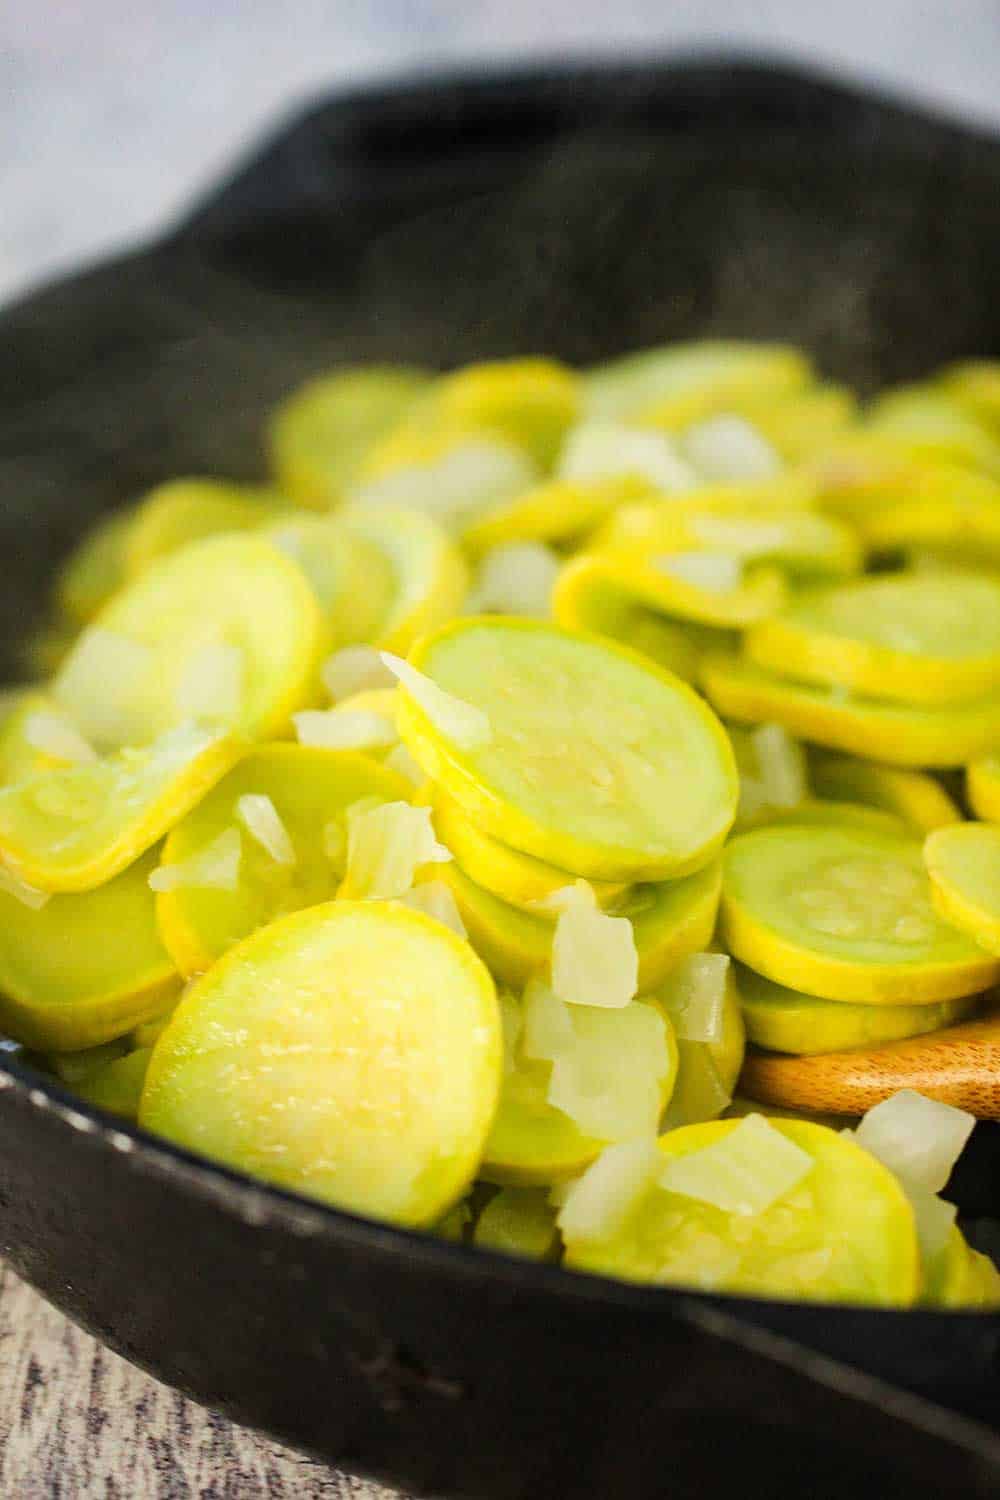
[141,900,501,1224]
[398,618,737,881]
[0,846,177,1051]
[722,824,1000,1004]
[702,651,1000,767]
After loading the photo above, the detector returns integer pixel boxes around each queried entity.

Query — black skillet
[1,56,1000,1499]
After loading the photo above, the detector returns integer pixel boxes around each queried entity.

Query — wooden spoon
[740,1009,1000,1118]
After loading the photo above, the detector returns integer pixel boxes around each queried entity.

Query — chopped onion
[558,421,697,493]
[397,879,467,938]
[680,414,782,482]
[656,552,744,593]
[556,1138,663,1242]
[468,542,561,618]
[751,723,808,808]
[175,642,244,726]
[149,828,242,893]
[293,708,397,752]
[550,884,638,1010]
[383,742,425,786]
[854,1089,975,1195]
[381,653,491,750]
[473,1187,557,1259]
[0,861,51,910]
[235,794,295,866]
[909,1188,959,1266]
[659,953,729,1043]
[350,439,538,533]
[340,800,450,901]
[521,976,575,1062]
[23,712,97,765]
[321,644,396,703]
[659,1113,813,1215]
[547,1001,670,1141]
[54,628,152,749]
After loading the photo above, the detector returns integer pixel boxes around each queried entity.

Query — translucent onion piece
[0,861,51,910]
[659,952,729,1042]
[521,975,575,1062]
[656,552,744,593]
[473,1187,557,1259]
[54,628,153,750]
[383,742,425,786]
[550,884,638,1010]
[293,709,397,752]
[547,1001,670,1141]
[397,879,467,938]
[321,644,396,703]
[353,440,537,533]
[854,1089,975,1195]
[468,542,561,618]
[149,827,242,893]
[556,1137,663,1242]
[680,414,782,482]
[909,1188,958,1266]
[340,800,450,901]
[23,712,97,765]
[659,1113,813,1215]
[751,723,808,808]
[558,422,697,493]
[175,642,244,726]
[235,793,296,866]
[381,652,492,750]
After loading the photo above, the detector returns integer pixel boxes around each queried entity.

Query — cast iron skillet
[2,56,1000,1499]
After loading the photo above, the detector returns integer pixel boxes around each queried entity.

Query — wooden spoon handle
[740,1011,1000,1119]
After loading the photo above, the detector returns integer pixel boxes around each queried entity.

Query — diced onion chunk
[680,414,782,482]
[293,709,397,751]
[383,742,425,785]
[351,439,537,533]
[175,642,244,726]
[556,1138,663,1242]
[321,645,396,702]
[235,794,296,866]
[558,422,697,493]
[656,552,743,593]
[854,1089,975,1195]
[751,723,808,808]
[468,542,561,618]
[381,653,491,750]
[550,883,638,1010]
[54,628,153,749]
[23,712,97,765]
[547,1001,671,1141]
[659,1114,813,1215]
[521,976,575,1062]
[340,800,450,901]
[397,879,467,937]
[660,953,729,1042]
[149,828,242,893]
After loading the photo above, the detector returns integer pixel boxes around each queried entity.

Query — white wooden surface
[0,1262,403,1499]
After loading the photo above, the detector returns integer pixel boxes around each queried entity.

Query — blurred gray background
[3,0,1000,304]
